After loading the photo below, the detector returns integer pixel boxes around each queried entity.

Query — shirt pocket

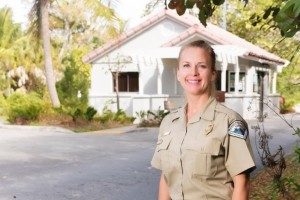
[189,139,222,179]
[157,135,173,173]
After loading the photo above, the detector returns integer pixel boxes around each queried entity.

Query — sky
[0,0,152,28]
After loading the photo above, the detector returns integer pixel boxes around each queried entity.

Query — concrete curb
[0,124,74,133]
[82,125,158,135]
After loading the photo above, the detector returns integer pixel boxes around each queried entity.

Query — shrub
[84,106,97,121]
[98,108,134,124]
[0,94,8,116]
[138,108,170,127]
[57,48,90,111]
[6,92,44,123]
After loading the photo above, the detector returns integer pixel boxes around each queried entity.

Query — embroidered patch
[228,120,248,139]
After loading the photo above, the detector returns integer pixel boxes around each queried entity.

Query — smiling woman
[151,40,256,200]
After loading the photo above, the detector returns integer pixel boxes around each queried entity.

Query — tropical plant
[29,0,61,108]
[49,0,123,61]
[56,48,91,114]
[146,0,299,37]
[28,0,122,108]
[6,92,44,123]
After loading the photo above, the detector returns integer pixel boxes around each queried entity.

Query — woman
[151,40,256,200]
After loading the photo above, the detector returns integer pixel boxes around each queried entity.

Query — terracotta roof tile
[83,9,286,65]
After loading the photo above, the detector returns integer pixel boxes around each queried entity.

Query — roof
[83,9,287,65]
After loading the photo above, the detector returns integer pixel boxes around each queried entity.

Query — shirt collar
[186,97,217,123]
[170,97,218,123]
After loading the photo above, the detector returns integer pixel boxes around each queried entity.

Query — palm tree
[29,0,121,108]
[0,7,22,68]
[29,0,60,107]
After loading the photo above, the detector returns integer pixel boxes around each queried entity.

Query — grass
[250,154,300,200]
[28,113,133,132]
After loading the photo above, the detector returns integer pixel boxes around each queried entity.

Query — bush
[138,108,170,127]
[84,106,97,121]
[6,92,44,123]
[98,108,134,124]
[0,94,8,116]
[56,48,90,112]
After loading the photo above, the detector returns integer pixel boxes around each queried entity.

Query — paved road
[0,114,299,200]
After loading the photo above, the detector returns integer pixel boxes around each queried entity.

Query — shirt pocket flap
[208,139,222,156]
[157,136,172,151]
[184,139,222,155]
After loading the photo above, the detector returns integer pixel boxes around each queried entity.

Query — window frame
[112,72,139,93]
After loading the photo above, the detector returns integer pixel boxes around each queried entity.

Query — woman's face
[177,47,216,96]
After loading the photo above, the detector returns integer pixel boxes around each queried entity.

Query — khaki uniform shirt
[151,97,256,200]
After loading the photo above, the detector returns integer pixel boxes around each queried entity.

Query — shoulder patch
[228,120,248,139]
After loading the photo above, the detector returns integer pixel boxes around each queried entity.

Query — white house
[83,9,288,120]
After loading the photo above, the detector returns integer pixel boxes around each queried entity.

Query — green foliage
[147,108,170,122]
[0,93,8,116]
[138,108,170,127]
[98,107,134,124]
[275,0,300,37]
[6,92,44,122]
[84,106,97,121]
[57,48,91,113]
[163,0,300,37]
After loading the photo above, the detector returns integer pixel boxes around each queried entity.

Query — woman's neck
[186,94,210,121]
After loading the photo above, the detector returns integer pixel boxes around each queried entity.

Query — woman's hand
[158,174,171,200]
[232,173,250,200]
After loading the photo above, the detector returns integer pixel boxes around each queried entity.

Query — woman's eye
[183,64,190,68]
[197,64,207,69]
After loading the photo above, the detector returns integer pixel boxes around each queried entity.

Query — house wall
[90,18,188,97]
[162,59,178,95]
[90,65,113,95]
[140,62,158,94]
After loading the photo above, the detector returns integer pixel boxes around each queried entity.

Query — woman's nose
[192,65,199,76]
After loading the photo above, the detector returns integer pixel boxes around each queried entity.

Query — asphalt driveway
[0,114,299,200]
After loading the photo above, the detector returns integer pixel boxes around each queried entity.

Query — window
[228,72,246,93]
[112,72,139,92]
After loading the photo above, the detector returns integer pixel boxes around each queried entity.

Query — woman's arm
[232,173,250,200]
[158,174,171,200]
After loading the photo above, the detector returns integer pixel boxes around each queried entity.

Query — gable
[99,18,188,62]
[84,11,190,64]
[84,9,287,66]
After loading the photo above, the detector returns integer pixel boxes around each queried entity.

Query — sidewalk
[84,125,149,135]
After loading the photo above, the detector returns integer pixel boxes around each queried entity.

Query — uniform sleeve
[223,116,256,177]
[151,116,169,170]
[151,135,162,170]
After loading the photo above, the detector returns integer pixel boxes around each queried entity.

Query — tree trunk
[40,0,60,107]
[115,72,120,111]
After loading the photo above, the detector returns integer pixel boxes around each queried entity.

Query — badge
[228,120,248,139]
[163,131,171,136]
[204,124,214,135]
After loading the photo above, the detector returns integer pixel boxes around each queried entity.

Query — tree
[49,0,123,62]
[146,0,299,37]
[0,7,22,69]
[28,0,122,108]
[29,0,61,107]
[105,54,132,111]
